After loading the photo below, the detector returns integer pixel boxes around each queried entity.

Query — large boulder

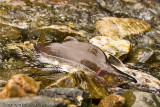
[46,70,110,99]
[95,17,151,38]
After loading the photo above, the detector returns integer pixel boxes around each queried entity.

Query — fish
[34,33,137,83]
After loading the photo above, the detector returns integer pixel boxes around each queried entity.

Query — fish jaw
[96,67,137,83]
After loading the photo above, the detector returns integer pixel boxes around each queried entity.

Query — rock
[29,0,96,5]
[0,0,101,33]
[98,94,125,107]
[96,0,160,27]
[0,80,7,91]
[126,48,154,66]
[0,74,40,98]
[89,36,130,60]
[5,41,36,57]
[37,25,87,38]
[46,70,110,99]
[122,90,160,107]
[0,80,7,88]
[95,17,151,38]
[0,96,67,107]
[38,88,91,107]
[0,23,21,41]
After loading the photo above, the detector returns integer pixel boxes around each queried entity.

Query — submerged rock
[0,96,67,107]
[0,74,40,98]
[122,90,160,107]
[89,36,130,60]
[38,88,91,107]
[98,94,125,107]
[0,0,103,34]
[0,23,21,41]
[95,17,151,38]
[96,0,160,27]
[46,70,109,99]
[126,48,154,66]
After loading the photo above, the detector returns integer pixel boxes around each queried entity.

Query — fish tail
[37,32,46,44]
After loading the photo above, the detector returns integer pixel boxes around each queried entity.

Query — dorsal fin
[64,36,77,42]
[37,32,46,44]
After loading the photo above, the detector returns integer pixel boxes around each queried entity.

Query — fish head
[108,54,160,94]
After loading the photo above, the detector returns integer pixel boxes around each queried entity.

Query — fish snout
[96,69,137,83]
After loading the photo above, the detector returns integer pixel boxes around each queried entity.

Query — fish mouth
[107,54,137,83]
[96,66,137,83]
[113,66,137,83]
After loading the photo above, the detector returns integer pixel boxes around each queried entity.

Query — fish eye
[132,72,136,76]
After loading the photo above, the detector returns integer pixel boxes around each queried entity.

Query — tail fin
[37,32,46,44]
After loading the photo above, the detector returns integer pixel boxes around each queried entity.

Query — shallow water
[0,0,160,82]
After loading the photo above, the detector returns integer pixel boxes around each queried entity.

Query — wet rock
[0,23,21,41]
[0,80,7,88]
[0,80,7,91]
[0,96,67,107]
[30,0,96,5]
[95,17,151,38]
[0,74,40,98]
[38,88,91,107]
[0,0,103,34]
[122,90,160,107]
[89,36,130,60]
[37,24,87,39]
[125,30,160,79]
[98,94,125,107]
[96,0,160,27]
[47,70,110,99]
[126,48,154,66]
[5,41,36,57]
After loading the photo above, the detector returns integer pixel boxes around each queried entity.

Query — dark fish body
[35,39,136,82]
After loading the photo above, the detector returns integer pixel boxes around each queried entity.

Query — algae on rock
[98,94,125,107]
[46,70,109,99]
[95,17,151,38]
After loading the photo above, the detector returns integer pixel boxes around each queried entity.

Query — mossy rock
[47,70,110,99]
